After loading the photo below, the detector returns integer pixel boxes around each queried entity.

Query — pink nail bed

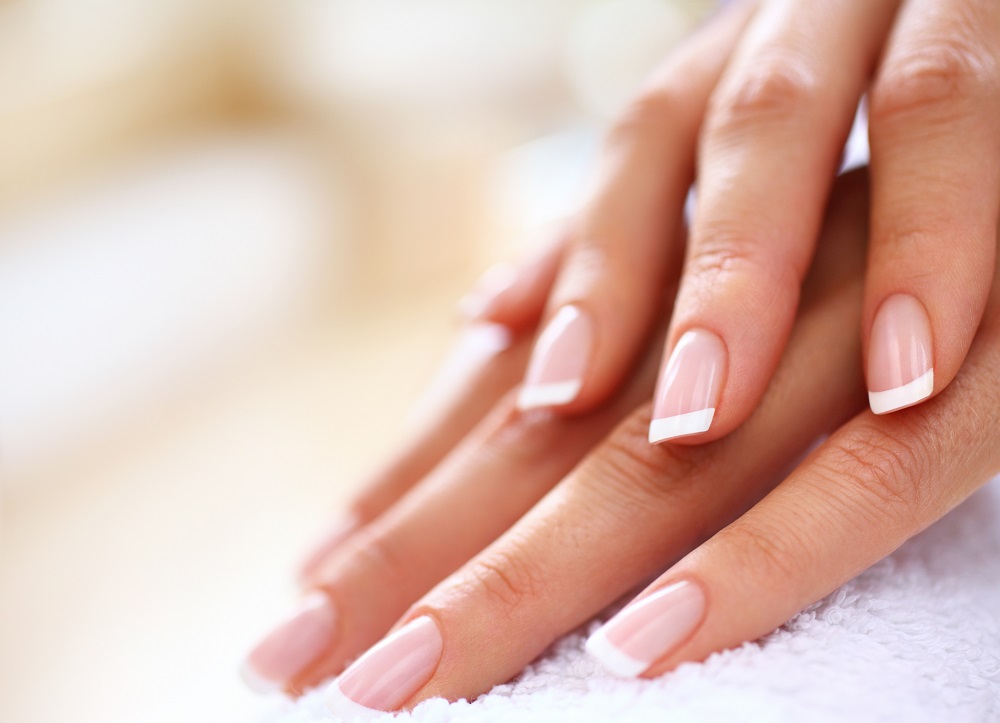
[867,294,934,414]
[325,616,443,718]
[241,593,336,693]
[517,305,593,410]
[649,330,727,443]
[586,580,706,678]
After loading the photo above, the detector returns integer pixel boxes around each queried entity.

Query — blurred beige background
[0,1,713,721]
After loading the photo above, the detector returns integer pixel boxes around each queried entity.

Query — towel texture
[263,477,1000,722]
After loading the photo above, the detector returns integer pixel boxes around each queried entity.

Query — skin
[250,0,1000,706]
[268,168,1000,708]
[492,0,1000,441]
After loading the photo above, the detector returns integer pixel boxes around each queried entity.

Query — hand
[312,174,1000,715]
[243,169,930,710]
[487,0,1000,445]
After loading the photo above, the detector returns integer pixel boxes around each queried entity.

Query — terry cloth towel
[261,477,1000,723]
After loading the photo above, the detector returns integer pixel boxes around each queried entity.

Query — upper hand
[481,0,1000,445]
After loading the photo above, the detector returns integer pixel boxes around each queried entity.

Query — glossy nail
[867,294,934,414]
[297,514,361,586]
[241,593,336,693]
[517,305,592,410]
[325,616,443,718]
[649,329,726,443]
[586,580,706,678]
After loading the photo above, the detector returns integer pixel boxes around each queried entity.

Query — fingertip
[649,329,727,445]
[866,294,935,415]
[868,369,934,415]
[518,305,592,412]
[648,408,716,444]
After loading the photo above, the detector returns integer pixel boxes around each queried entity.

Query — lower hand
[243,169,1000,716]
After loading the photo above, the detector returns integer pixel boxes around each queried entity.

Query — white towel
[262,477,1000,722]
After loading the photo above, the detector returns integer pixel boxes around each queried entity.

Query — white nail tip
[239,662,281,695]
[868,369,934,415]
[585,628,648,679]
[517,379,582,410]
[648,408,715,444]
[324,682,385,721]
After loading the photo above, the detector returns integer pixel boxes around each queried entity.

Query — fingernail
[459,263,517,320]
[649,329,726,443]
[867,294,934,414]
[517,305,592,410]
[586,580,706,678]
[325,616,443,718]
[241,593,336,693]
[297,515,361,586]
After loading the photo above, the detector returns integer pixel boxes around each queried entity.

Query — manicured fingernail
[586,580,706,678]
[517,305,592,410]
[649,329,726,443]
[459,263,517,320]
[867,294,934,414]
[324,616,443,718]
[297,515,361,586]
[241,593,336,693]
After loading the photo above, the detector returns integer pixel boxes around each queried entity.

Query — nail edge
[585,628,649,678]
[517,379,583,410]
[868,369,934,415]
[648,408,716,444]
[324,681,388,721]
[239,661,283,695]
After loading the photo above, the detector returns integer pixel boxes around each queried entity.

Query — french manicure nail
[586,580,706,678]
[325,616,443,718]
[517,305,592,410]
[297,514,361,586]
[649,329,726,443]
[867,294,934,414]
[241,593,337,693]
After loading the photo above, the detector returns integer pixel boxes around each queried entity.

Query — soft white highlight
[868,369,934,415]
[239,662,281,695]
[323,682,384,722]
[517,379,582,410]
[584,628,648,679]
[648,408,715,444]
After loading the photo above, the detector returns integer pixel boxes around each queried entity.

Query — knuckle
[608,83,688,149]
[579,409,707,513]
[722,520,804,584]
[466,547,543,615]
[352,532,411,590]
[686,230,801,294]
[710,57,821,134]
[821,427,929,529]
[870,40,993,124]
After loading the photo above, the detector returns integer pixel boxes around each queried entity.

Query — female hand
[308,172,1000,716]
[243,167,991,713]
[488,0,1000,444]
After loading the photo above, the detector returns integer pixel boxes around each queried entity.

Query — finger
[648,0,898,445]
[297,322,531,585]
[863,0,1000,414]
[247,308,665,693]
[302,228,570,581]
[515,0,755,414]
[319,173,872,715]
[459,227,566,330]
[604,268,1000,680]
